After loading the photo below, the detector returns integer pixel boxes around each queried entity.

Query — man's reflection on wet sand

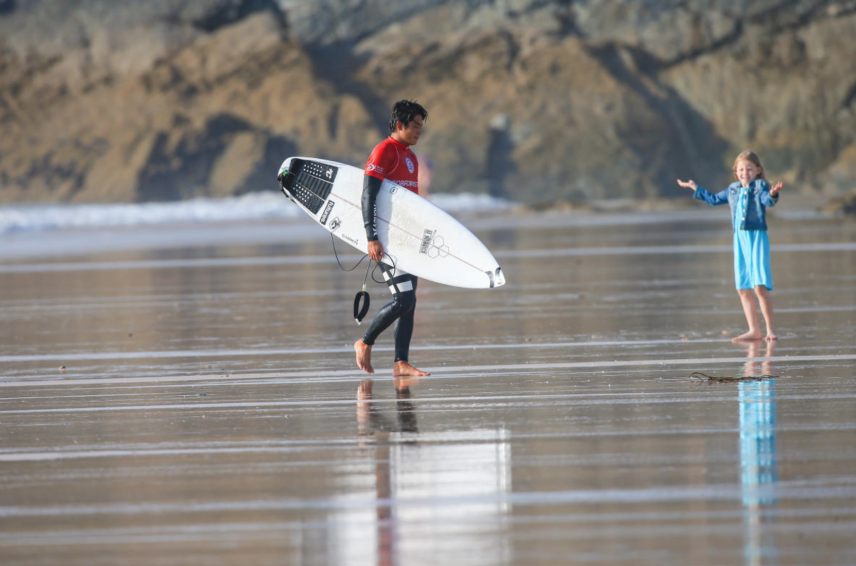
[357,377,420,439]
[735,341,778,566]
[351,377,512,566]
[356,377,421,566]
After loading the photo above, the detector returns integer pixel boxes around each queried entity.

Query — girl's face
[734,159,761,187]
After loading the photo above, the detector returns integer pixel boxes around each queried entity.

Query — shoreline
[0,196,843,262]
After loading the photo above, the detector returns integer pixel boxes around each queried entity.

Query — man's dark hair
[388,99,428,134]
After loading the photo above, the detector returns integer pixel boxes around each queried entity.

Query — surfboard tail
[485,267,506,288]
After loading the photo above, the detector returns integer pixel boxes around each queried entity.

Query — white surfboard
[277,156,506,289]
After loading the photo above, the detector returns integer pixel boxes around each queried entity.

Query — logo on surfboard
[319,201,335,225]
[420,229,433,254]
[419,229,450,258]
[329,217,341,231]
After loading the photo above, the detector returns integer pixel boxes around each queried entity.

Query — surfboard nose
[277,157,294,202]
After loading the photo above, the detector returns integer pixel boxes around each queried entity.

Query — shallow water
[1,209,855,565]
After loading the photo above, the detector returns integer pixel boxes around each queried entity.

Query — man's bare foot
[354,340,374,374]
[732,330,763,343]
[393,361,430,377]
[766,331,778,341]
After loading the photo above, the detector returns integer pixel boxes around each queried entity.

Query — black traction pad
[280,159,338,214]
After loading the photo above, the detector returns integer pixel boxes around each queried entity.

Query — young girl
[677,150,783,342]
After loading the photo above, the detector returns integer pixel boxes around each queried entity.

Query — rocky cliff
[1,0,855,204]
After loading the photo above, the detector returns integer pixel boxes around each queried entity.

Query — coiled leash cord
[330,233,397,324]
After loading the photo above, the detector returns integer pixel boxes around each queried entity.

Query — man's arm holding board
[362,174,385,262]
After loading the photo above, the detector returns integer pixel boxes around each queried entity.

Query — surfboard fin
[485,267,506,288]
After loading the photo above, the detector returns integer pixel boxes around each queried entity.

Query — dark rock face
[0,0,15,17]
[0,0,854,203]
[278,0,453,46]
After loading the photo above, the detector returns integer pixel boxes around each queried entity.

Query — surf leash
[329,233,396,325]
[354,266,371,325]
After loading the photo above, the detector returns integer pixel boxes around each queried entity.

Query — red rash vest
[365,137,419,194]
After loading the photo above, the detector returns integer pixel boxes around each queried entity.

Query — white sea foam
[0,191,513,235]
[0,192,300,235]
[429,192,515,212]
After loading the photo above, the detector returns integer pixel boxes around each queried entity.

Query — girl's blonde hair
[733,150,766,180]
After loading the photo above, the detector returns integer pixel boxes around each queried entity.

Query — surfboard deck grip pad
[280,159,338,214]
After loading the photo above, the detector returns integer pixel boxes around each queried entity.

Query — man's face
[396,115,424,146]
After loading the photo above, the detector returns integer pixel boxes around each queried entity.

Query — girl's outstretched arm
[762,181,783,206]
[688,181,729,205]
[679,179,728,205]
[769,181,783,197]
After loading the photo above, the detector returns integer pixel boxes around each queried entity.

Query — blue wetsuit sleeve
[694,186,729,206]
[362,174,383,242]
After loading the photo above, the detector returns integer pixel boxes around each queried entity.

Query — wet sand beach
[2,207,856,565]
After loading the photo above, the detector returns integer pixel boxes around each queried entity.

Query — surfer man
[354,100,431,378]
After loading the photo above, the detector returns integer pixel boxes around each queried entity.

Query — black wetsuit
[360,174,419,362]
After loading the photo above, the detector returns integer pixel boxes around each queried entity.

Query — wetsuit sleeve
[362,174,383,242]
[363,141,393,241]
[693,186,729,206]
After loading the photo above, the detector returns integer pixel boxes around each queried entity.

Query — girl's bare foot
[766,331,778,341]
[732,330,763,342]
[393,361,430,377]
[354,340,374,374]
